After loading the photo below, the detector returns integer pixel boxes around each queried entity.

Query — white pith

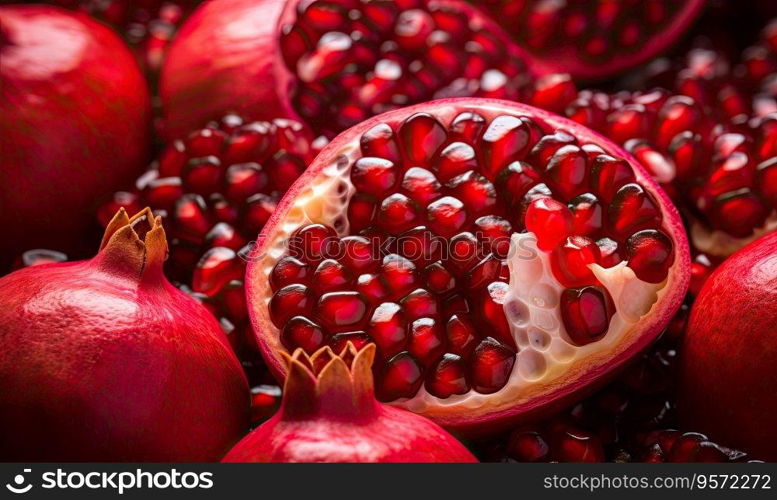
[256,147,669,417]
[690,210,777,257]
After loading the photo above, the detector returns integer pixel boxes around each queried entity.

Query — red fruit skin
[0,210,249,462]
[223,344,477,462]
[679,232,777,461]
[0,6,151,268]
[161,0,298,140]
[247,98,690,436]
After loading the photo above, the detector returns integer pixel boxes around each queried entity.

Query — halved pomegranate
[475,0,705,81]
[161,0,537,139]
[246,99,689,434]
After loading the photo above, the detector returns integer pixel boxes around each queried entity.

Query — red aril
[679,232,777,461]
[0,208,249,461]
[475,0,705,81]
[160,0,538,139]
[222,343,477,462]
[246,99,689,435]
[0,5,151,271]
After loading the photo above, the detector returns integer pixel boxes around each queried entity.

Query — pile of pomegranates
[1,0,775,463]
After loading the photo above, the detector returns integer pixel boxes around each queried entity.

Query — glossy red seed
[347,193,378,232]
[316,291,368,330]
[422,261,456,294]
[546,145,589,201]
[626,229,675,283]
[470,337,516,394]
[377,193,421,234]
[399,113,447,164]
[192,246,244,297]
[368,302,408,357]
[568,193,603,236]
[378,352,423,401]
[435,142,478,182]
[551,236,601,287]
[407,317,445,366]
[289,224,338,263]
[589,155,635,203]
[446,232,482,275]
[506,427,550,462]
[757,157,777,205]
[553,428,605,462]
[447,170,498,216]
[270,256,309,291]
[400,288,439,320]
[401,167,442,204]
[427,196,467,237]
[223,162,268,202]
[281,316,325,354]
[269,284,316,328]
[595,237,622,268]
[560,286,613,346]
[356,273,390,303]
[496,161,541,209]
[205,222,246,250]
[463,254,502,290]
[351,157,398,196]
[425,354,469,398]
[710,188,768,238]
[380,253,420,299]
[329,331,373,354]
[340,235,379,274]
[481,115,531,180]
[472,215,513,258]
[450,112,486,142]
[525,198,572,251]
[313,259,354,292]
[476,282,514,349]
[360,123,401,163]
[608,183,662,237]
[446,314,479,358]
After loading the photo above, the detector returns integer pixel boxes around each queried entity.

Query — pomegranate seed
[399,113,447,164]
[377,193,421,234]
[408,317,445,366]
[756,157,777,205]
[289,224,339,263]
[596,237,622,268]
[205,222,247,250]
[463,254,502,291]
[551,236,601,287]
[446,314,479,358]
[223,162,268,202]
[608,183,662,237]
[560,286,613,346]
[470,337,516,394]
[340,235,379,274]
[422,261,456,294]
[496,160,541,209]
[553,428,605,462]
[313,259,354,292]
[269,284,316,328]
[378,352,423,401]
[270,256,309,291]
[525,198,572,251]
[481,115,531,180]
[472,215,513,258]
[426,354,469,398]
[347,193,378,232]
[546,145,589,201]
[380,253,420,300]
[626,229,675,283]
[368,302,408,357]
[447,170,498,216]
[528,129,577,166]
[711,188,768,238]
[401,167,442,204]
[192,247,243,296]
[589,155,635,203]
[356,273,390,303]
[475,282,514,349]
[446,232,482,275]
[351,157,398,196]
[450,112,486,142]
[506,427,550,462]
[435,142,478,182]
[360,123,401,164]
[427,196,467,237]
[316,291,368,330]
[281,316,325,354]
[329,331,372,354]
[401,288,439,320]
[242,194,277,235]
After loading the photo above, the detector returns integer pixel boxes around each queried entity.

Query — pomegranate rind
[678,232,777,461]
[247,98,690,434]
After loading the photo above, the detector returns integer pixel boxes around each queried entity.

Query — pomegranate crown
[280,342,379,421]
[96,207,168,281]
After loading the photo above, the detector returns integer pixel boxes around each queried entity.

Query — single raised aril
[679,232,777,461]
[222,343,477,462]
[0,5,151,270]
[476,0,705,81]
[0,208,249,461]
[161,0,538,139]
[246,99,689,435]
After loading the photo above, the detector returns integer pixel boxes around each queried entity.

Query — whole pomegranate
[161,0,538,139]
[246,98,690,436]
[0,5,151,270]
[0,208,249,461]
[475,0,705,81]
[678,232,777,461]
[223,343,477,462]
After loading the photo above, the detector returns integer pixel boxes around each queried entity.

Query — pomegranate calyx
[97,208,168,282]
[280,342,379,422]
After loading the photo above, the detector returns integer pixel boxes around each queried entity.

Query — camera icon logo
[5,469,33,494]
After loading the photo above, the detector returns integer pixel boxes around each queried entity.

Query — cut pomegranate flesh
[98,114,320,359]
[249,99,688,432]
[476,0,705,81]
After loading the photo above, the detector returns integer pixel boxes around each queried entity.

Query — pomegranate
[0,208,249,461]
[475,0,705,81]
[223,343,477,462]
[678,231,777,461]
[0,5,151,270]
[160,0,538,140]
[245,99,689,435]
[97,114,320,359]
